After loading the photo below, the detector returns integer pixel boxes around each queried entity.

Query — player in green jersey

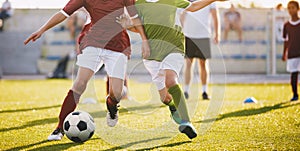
[118,0,227,139]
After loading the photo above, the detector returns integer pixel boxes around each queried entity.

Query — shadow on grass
[0,117,57,132]
[119,104,165,113]
[88,103,165,119]
[1,101,169,149]
[135,141,191,151]
[197,101,300,123]
[27,142,80,151]
[0,109,114,133]
[103,136,190,151]
[0,105,61,114]
[0,103,165,133]
[26,139,102,151]
[4,138,93,151]
[4,140,49,151]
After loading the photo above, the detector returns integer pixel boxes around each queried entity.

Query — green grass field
[0,79,299,151]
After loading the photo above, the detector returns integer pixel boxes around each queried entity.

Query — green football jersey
[135,0,190,61]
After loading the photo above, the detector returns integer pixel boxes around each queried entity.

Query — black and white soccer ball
[63,110,95,143]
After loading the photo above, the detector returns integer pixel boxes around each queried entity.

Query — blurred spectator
[0,0,13,31]
[275,3,286,43]
[223,4,242,41]
[47,8,89,79]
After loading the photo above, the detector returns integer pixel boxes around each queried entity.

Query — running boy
[24,0,150,141]
[118,0,227,139]
[282,0,300,102]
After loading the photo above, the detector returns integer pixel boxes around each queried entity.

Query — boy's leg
[157,87,182,124]
[163,53,197,139]
[48,67,94,141]
[162,53,191,122]
[106,77,124,127]
[49,46,103,141]
[291,72,299,101]
[165,69,190,122]
[106,74,129,99]
[165,69,197,139]
[103,50,127,127]
[143,59,181,124]
[199,59,210,100]
[184,58,194,99]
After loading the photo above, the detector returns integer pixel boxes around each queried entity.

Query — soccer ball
[63,110,95,143]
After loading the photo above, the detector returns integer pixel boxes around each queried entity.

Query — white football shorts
[76,46,127,80]
[287,57,300,73]
[143,53,184,90]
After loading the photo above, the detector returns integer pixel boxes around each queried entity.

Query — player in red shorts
[24,0,150,141]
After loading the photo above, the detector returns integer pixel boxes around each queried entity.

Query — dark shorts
[185,37,211,59]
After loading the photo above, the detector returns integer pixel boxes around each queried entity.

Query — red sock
[57,90,80,129]
[106,95,119,106]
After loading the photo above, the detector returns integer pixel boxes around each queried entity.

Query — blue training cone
[244,97,258,103]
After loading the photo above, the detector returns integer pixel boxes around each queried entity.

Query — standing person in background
[182,1,220,100]
[24,0,150,141]
[0,0,11,77]
[223,4,242,42]
[275,3,286,43]
[282,0,300,102]
[0,0,13,31]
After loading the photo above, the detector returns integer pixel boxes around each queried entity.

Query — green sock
[168,84,190,122]
[167,100,175,107]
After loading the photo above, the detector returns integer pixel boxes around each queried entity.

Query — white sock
[121,86,128,98]
[184,85,190,93]
[202,85,207,93]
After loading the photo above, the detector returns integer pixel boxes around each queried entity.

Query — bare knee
[165,78,177,88]
[165,70,178,88]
